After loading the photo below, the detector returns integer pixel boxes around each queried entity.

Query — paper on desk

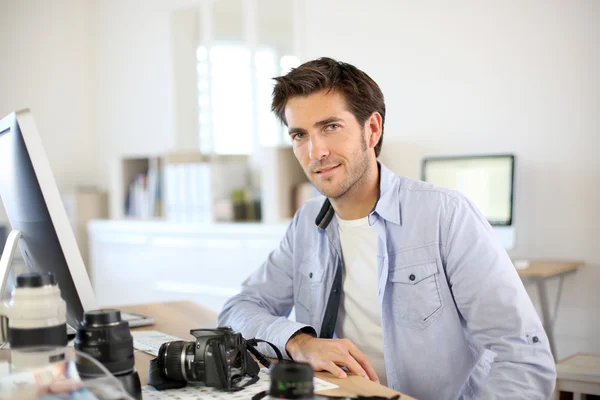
[131,330,185,356]
[141,367,338,399]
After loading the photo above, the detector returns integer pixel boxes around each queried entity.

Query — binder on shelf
[121,156,163,220]
[162,151,213,223]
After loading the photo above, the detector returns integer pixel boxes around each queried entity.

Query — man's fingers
[348,345,380,383]
[299,339,379,383]
[339,353,369,380]
[319,360,347,379]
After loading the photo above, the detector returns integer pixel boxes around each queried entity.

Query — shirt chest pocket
[295,260,326,317]
[388,258,443,330]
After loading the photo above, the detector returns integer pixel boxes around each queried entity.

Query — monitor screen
[0,110,96,329]
[422,155,515,226]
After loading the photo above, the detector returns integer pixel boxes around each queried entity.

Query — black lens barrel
[158,340,195,382]
[16,272,56,288]
[75,309,135,376]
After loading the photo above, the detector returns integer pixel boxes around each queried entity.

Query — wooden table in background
[121,301,410,399]
[555,353,600,399]
[515,260,585,357]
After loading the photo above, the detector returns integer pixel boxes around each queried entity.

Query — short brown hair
[271,57,386,157]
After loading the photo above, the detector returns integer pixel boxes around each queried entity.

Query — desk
[120,301,410,399]
[515,260,584,357]
[555,353,600,399]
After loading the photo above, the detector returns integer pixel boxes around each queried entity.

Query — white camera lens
[4,272,68,371]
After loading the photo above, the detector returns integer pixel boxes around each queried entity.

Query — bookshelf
[116,152,251,223]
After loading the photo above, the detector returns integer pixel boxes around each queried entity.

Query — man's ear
[366,112,383,149]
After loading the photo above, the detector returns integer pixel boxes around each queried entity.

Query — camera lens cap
[270,362,314,398]
[16,272,56,288]
[83,309,122,327]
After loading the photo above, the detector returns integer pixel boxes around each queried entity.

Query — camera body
[158,326,258,390]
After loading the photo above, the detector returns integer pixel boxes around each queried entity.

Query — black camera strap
[320,260,343,339]
[224,338,283,392]
[212,343,261,392]
[246,338,283,368]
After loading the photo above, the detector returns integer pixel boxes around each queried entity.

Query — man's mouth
[314,164,340,177]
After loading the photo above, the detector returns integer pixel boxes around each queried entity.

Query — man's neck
[330,161,380,220]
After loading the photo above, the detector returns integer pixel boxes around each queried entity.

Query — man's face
[285,90,372,200]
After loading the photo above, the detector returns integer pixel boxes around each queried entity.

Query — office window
[197,43,299,155]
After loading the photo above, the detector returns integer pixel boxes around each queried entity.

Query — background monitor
[421,154,516,248]
[0,109,96,329]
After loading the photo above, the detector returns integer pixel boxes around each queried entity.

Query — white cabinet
[62,188,108,272]
[88,220,288,313]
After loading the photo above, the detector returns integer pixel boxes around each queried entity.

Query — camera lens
[75,309,134,376]
[6,272,68,371]
[82,308,121,326]
[269,362,314,399]
[75,309,141,400]
[157,340,197,382]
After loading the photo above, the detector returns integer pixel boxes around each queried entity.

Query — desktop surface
[515,259,584,278]
[120,301,409,398]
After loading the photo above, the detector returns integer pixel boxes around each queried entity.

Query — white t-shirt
[335,215,387,386]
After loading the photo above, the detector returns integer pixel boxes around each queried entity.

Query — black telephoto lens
[75,309,142,400]
[157,340,197,382]
[269,362,314,399]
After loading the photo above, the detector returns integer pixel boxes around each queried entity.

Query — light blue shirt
[218,163,556,399]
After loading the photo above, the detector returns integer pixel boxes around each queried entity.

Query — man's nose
[309,134,329,161]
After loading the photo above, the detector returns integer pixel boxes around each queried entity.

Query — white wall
[92,0,183,217]
[303,0,600,360]
[0,0,96,225]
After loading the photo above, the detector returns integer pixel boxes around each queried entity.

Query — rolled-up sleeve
[217,214,315,358]
[442,194,557,399]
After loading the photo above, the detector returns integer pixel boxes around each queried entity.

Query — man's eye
[292,132,306,141]
[326,123,340,131]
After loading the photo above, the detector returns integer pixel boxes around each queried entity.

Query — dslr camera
[155,326,280,391]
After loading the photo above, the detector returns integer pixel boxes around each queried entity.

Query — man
[218,58,556,399]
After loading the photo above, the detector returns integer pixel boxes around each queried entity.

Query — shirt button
[409,274,416,281]
[309,272,313,279]
[333,288,339,294]
[532,336,539,343]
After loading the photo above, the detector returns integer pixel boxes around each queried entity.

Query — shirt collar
[314,162,402,229]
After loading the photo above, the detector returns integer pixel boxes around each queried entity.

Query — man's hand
[285,333,380,383]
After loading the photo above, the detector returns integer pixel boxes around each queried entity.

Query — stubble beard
[309,134,371,201]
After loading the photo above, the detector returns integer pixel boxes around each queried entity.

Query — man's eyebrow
[314,117,344,128]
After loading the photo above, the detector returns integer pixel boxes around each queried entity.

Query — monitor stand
[0,230,21,342]
[0,230,22,299]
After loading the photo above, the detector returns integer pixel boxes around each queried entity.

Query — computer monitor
[0,225,6,253]
[421,154,516,248]
[0,109,97,329]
